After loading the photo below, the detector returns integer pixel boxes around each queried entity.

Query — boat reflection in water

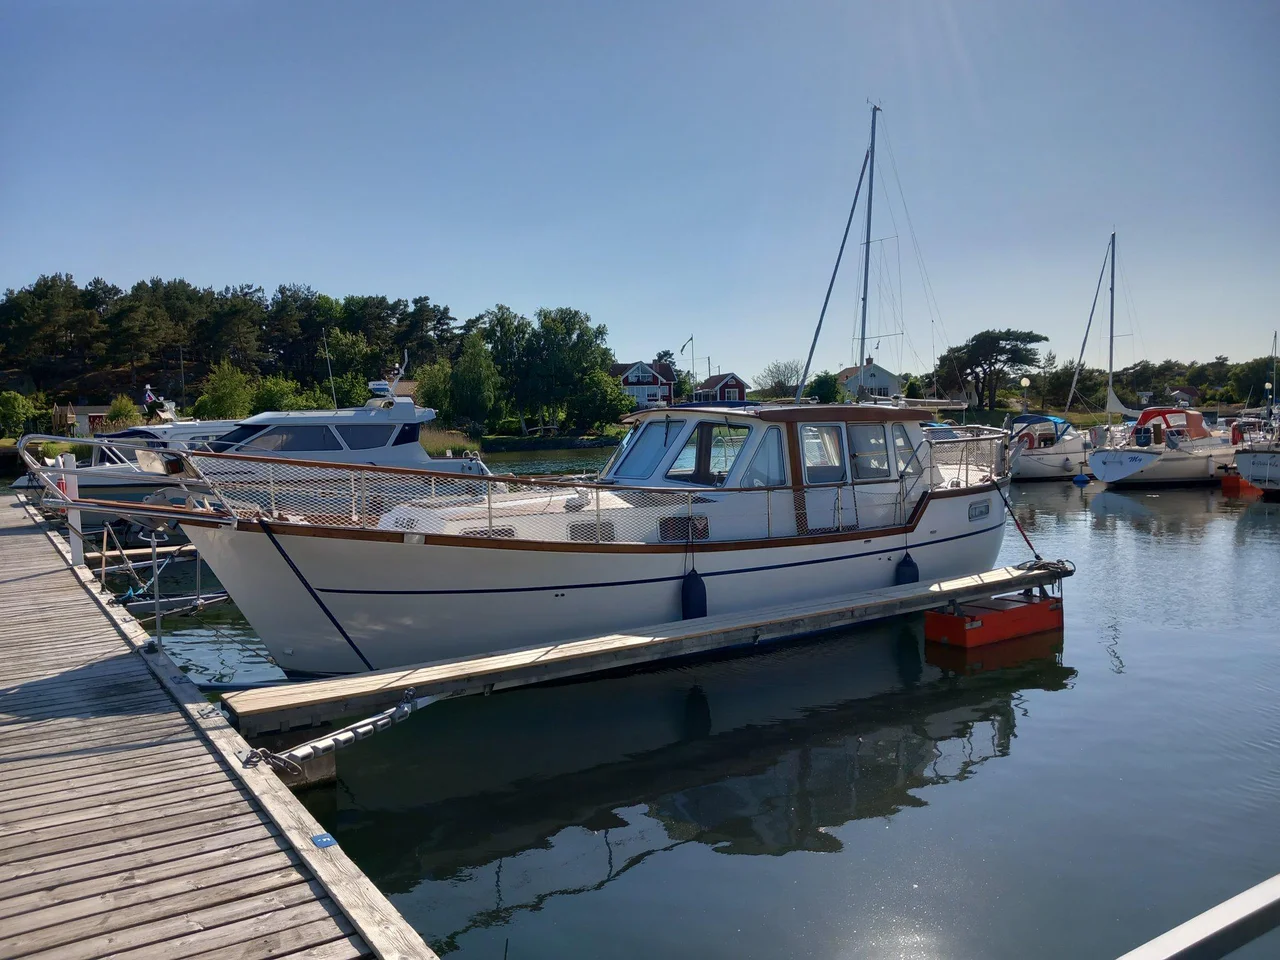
[303,620,1075,953]
[1087,485,1280,542]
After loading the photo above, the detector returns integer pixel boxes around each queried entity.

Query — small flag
[144,387,157,404]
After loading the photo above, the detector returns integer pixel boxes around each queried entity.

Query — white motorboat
[1009,415,1088,481]
[1233,333,1279,499]
[33,404,1013,676]
[1085,232,1237,487]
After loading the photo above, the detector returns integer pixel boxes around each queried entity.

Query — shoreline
[481,434,621,453]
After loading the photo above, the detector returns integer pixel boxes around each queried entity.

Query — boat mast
[1064,237,1113,414]
[1106,231,1116,429]
[856,105,880,394]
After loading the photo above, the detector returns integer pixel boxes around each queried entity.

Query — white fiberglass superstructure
[1008,415,1089,481]
[24,403,1012,677]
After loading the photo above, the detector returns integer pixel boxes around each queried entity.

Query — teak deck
[224,564,1071,739]
[0,494,436,960]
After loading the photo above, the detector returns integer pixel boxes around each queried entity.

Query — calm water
[70,453,1280,957]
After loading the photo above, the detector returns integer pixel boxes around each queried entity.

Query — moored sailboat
[1086,232,1237,487]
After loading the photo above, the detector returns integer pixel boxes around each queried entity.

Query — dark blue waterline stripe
[257,518,374,670]
[314,521,1007,598]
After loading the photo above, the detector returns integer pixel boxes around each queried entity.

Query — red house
[693,373,747,403]
[611,360,676,407]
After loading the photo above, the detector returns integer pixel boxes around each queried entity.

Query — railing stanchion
[359,470,369,527]
[595,487,602,543]
[100,527,109,584]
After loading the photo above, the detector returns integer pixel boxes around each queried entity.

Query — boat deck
[0,493,435,960]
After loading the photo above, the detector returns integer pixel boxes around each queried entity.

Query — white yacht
[43,403,1013,676]
[1008,415,1089,481]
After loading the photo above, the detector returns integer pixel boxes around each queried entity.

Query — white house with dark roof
[837,358,902,398]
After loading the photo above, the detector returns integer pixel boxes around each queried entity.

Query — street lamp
[1020,376,1031,412]
[1267,382,1274,416]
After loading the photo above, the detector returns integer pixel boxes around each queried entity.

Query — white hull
[1088,443,1235,487]
[185,488,1007,676]
[1011,438,1088,481]
[1236,448,1280,494]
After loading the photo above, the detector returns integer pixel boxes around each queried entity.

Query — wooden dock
[223,563,1071,739]
[0,494,437,960]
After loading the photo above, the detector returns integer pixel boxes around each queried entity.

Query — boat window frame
[799,423,848,485]
[665,419,752,487]
[239,423,345,453]
[891,422,922,477]
[738,425,788,488]
[335,423,398,450]
[847,422,892,481]
[610,418,688,480]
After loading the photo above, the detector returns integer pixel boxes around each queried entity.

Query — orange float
[924,592,1063,649]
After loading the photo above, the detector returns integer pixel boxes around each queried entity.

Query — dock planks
[0,494,436,960]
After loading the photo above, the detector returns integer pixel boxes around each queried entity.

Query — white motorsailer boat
[1009,415,1088,481]
[1233,333,1279,499]
[1086,231,1237,487]
[23,403,1012,676]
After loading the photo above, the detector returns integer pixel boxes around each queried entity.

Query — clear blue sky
[3,1,1277,381]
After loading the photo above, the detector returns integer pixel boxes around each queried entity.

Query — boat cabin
[1009,414,1074,450]
[601,403,933,491]
[1130,407,1212,444]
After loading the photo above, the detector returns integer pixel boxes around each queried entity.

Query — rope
[991,478,1042,562]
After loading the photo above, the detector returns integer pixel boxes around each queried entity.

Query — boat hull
[1011,439,1088,481]
[184,487,1008,676]
[1087,444,1234,488]
[1236,448,1280,498]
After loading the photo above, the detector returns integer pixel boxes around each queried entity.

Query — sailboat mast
[1107,231,1116,400]
[857,105,880,393]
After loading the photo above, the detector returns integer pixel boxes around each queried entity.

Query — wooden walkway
[0,494,435,960]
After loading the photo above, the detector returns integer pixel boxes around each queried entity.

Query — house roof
[611,361,676,382]
[836,360,899,383]
[695,372,740,392]
[1167,384,1201,397]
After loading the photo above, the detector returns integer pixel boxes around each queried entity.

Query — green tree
[902,377,924,400]
[332,371,371,407]
[207,285,266,369]
[193,359,253,420]
[325,327,379,381]
[1229,357,1275,406]
[103,394,143,431]
[251,375,306,414]
[397,296,458,367]
[413,357,453,421]
[0,391,35,437]
[674,368,695,401]
[655,349,675,366]
[524,307,613,425]
[479,304,533,429]
[567,369,635,431]
[804,370,846,404]
[451,332,500,423]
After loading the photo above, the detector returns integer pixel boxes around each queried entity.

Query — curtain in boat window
[800,424,846,484]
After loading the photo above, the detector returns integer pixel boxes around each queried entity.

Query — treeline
[0,273,636,434]
[931,329,1275,411]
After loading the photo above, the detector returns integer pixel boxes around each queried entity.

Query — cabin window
[393,423,422,446]
[242,424,344,452]
[847,424,890,479]
[204,425,265,452]
[613,419,686,479]
[336,424,396,450]
[740,426,786,487]
[891,423,921,476]
[724,388,740,401]
[800,424,846,484]
[667,421,750,486]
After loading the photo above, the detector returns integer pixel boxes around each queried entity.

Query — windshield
[611,419,685,480]
[202,424,265,452]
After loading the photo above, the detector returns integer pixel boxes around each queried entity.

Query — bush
[101,393,143,432]
[414,358,452,421]
[804,370,847,404]
[194,360,253,420]
[0,390,35,438]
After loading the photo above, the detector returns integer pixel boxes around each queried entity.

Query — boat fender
[894,552,919,585]
[1073,473,1090,487]
[681,568,707,620]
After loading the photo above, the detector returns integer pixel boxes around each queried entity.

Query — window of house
[613,419,685,479]
[800,424,846,484]
[740,426,786,487]
[242,424,344,452]
[725,388,740,401]
[336,424,396,449]
[848,423,890,479]
[892,423,920,476]
[666,421,751,486]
